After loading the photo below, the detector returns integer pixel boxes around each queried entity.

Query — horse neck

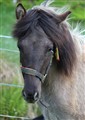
[42,55,85,114]
[43,50,84,92]
[45,58,74,85]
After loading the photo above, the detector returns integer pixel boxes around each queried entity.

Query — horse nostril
[23,91,27,98]
[34,92,39,101]
[22,90,27,99]
[22,90,39,102]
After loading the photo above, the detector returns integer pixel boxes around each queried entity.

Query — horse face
[14,3,72,103]
[18,29,53,103]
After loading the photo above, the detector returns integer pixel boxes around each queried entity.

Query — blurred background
[0,0,85,120]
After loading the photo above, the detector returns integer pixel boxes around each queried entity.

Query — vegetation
[0,0,85,119]
[0,86,28,118]
[0,60,41,119]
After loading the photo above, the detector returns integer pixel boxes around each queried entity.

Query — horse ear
[58,11,71,22]
[16,3,26,20]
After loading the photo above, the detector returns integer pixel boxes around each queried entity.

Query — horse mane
[13,0,85,76]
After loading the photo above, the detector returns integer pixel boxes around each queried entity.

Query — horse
[12,0,85,120]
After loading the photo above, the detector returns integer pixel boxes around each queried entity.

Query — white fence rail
[0,48,19,53]
[0,35,12,38]
[0,35,19,53]
[0,114,32,120]
[0,83,23,88]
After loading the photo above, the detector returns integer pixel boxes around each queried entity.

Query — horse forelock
[13,1,85,76]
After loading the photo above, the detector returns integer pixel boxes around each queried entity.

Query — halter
[21,50,54,83]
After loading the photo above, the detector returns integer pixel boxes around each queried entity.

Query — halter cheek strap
[21,50,53,83]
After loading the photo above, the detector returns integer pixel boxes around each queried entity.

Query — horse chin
[24,97,40,104]
[27,100,36,104]
[23,98,34,103]
[27,99,39,104]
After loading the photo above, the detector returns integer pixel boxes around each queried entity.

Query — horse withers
[13,0,85,120]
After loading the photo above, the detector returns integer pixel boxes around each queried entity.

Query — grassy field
[0,0,85,119]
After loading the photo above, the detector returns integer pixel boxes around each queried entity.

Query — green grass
[0,83,41,119]
[0,3,15,35]
[0,85,28,117]
[0,3,19,65]
[0,37,19,64]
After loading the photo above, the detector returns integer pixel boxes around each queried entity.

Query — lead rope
[39,101,60,120]
[39,99,52,120]
[39,100,49,108]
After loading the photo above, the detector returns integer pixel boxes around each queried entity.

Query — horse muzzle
[22,89,40,103]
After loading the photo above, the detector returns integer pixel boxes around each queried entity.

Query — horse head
[13,3,76,103]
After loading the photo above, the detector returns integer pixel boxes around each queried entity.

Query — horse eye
[48,47,53,52]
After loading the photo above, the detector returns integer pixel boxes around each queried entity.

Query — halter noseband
[21,50,54,83]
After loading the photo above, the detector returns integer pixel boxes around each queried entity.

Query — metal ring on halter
[21,50,54,83]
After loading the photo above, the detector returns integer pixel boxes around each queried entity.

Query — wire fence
[0,83,23,88]
[0,35,33,120]
[0,35,13,39]
[0,114,32,120]
[0,48,19,53]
